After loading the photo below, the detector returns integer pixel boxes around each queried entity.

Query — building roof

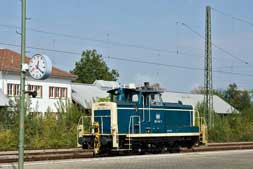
[162,91,238,114]
[72,83,108,108]
[93,80,120,90]
[0,89,9,106]
[0,49,76,79]
[71,81,237,114]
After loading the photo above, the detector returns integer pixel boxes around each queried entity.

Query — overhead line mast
[204,6,214,129]
[18,0,26,169]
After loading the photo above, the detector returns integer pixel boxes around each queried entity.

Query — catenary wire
[211,7,253,28]
[0,24,179,54]
[179,22,249,65]
[1,41,253,77]
[107,56,253,77]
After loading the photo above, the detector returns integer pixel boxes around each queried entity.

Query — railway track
[181,142,253,153]
[1,142,253,163]
[0,148,93,163]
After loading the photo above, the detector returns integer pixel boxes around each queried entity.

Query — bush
[196,101,253,143]
[0,101,83,150]
[0,129,17,150]
[207,110,253,142]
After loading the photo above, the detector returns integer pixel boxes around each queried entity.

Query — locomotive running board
[126,133,200,138]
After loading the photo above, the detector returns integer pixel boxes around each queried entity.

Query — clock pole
[18,0,26,168]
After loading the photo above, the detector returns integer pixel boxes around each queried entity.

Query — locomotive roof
[107,87,164,94]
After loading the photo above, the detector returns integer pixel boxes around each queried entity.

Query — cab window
[132,94,138,102]
[150,93,163,106]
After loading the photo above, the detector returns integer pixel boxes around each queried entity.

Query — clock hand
[36,60,39,68]
[37,67,44,74]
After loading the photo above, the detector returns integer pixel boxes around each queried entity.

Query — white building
[0,49,76,114]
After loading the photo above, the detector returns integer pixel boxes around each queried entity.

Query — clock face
[28,54,52,80]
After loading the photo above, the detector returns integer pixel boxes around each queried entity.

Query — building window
[61,88,67,98]
[7,84,13,96]
[49,87,54,98]
[7,83,20,96]
[55,87,60,98]
[15,84,20,96]
[28,85,43,98]
[49,87,67,99]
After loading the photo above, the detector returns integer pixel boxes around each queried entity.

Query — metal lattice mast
[204,6,213,128]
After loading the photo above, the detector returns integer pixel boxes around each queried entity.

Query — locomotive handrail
[128,115,141,134]
[77,116,91,147]
[142,95,145,122]
[195,110,204,128]
[128,115,141,150]
[148,95,151,122]
[96,115,110,134]
[78,115,111,134]
[194,111,208,144]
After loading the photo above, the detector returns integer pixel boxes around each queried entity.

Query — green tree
[224,83,251,111]
[71,49,119,83]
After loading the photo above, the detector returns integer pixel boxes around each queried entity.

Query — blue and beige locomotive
[77,82,206,154]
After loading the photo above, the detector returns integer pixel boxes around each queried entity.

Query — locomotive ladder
[127,115,141,150]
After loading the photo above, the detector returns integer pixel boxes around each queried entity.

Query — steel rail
[1,142,253,163]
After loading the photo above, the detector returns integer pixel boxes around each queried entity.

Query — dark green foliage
[0,107,9,128]
[71,49,119,83]
[0,99,18,129]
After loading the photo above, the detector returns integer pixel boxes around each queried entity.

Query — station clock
[28,54,52,80]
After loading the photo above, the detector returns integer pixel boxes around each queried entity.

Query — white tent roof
[72,83,108,108]
[162,91,238,114]
[93,80,120,90]
[0,89,9,106]
[71,81,236,114]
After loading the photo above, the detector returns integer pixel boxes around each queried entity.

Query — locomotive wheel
[169,142,180,153]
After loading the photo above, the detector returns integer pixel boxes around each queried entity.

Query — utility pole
[204,6,213,128]
[18,0,26,168]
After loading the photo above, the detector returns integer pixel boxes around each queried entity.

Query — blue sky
[1,0,253,91]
